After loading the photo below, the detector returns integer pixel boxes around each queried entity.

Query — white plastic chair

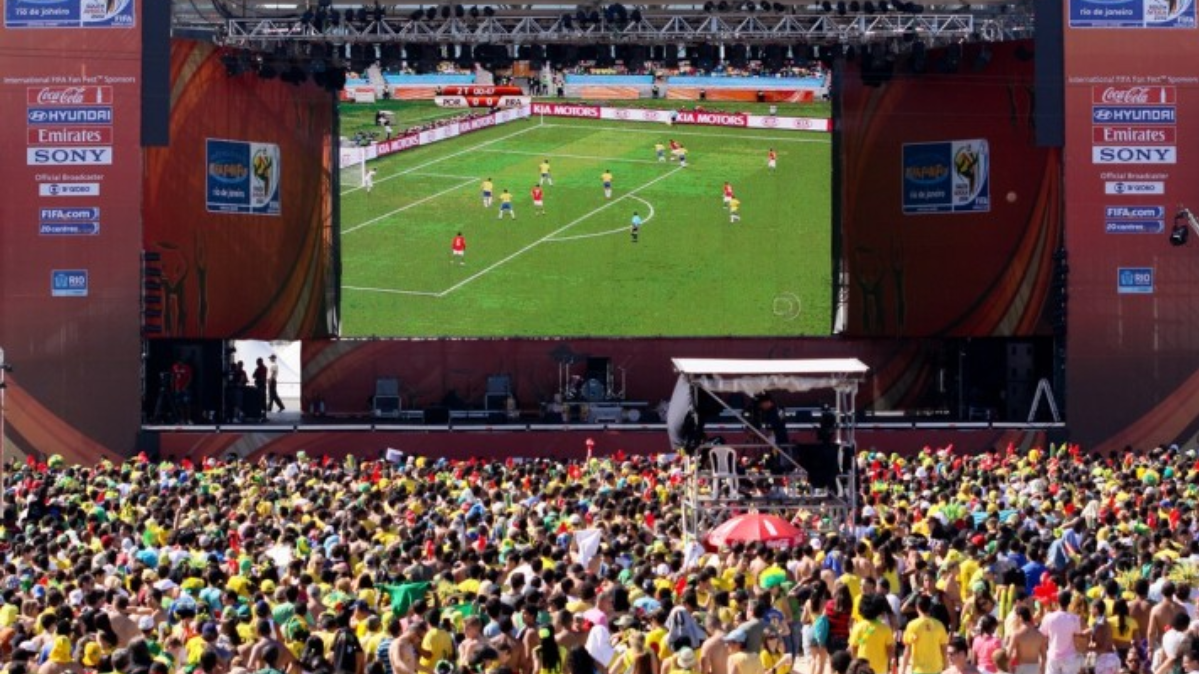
[709,445,739,499]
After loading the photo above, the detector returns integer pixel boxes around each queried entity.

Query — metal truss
[217,11,1032,47]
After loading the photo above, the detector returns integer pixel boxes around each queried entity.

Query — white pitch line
[541,122,831,144]
[475,148,662,165]
[342,177,475,235]
[546,194,655,242]
[340,122,540,196]
[343,285,441,297]
[435,167,682,297]
[411,172,480,181]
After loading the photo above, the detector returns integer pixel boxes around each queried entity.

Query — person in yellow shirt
[759,630,792,674]
[728,197,741,224]
[849,595,894,674]
[655,143,666,163]
[498,190,516,220]
[602,170,614,200]
[539,160,553,186]
[902,595,949,674]
[481,178,494,207]
[420,609,456,672]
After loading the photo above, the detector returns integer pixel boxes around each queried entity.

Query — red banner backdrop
[1064,20,1199,449]
[143,40,335,339]
[0,7,143,460]
[840,40,1061,338]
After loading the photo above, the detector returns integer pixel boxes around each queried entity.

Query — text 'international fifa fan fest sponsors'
[205,139,282,216]
[901,139,990,215]
[1069,0,1195,28]
[5,0,136,28]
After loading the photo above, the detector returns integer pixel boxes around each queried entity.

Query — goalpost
[339,145,368,190]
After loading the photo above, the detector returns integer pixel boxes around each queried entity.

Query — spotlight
[455,4,465,17]
[630,8,642,21]
[836,1,847,14]
[356,8,369,23]
[761,0,771,10]
[328,8,340,24]
[849,1,860,10]
[301,8,314,23]
[717,1,729,11]
[440,6,450,18]
[483,5,495,16]
[221,53,243,76]
[863,1,875,12]
[878,0,889,10]
[425,7,437,20]
[821,0,832,10]
[773,2,785,10]
[704,1,715,10]
[411,8,423,20]
[374,4,385,21]
[470,5,480,17]
[1171,224,1189,246]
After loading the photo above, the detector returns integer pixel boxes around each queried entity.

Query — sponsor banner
[1091,106,1177,124]
[370,107,530,161]
[205,139,281,216]
[531,102,602,118]
[38,182,101,197]
[902,139,991,214]
[1069,0,1195,28]
[26,85,113,105]
[1117,267,1155,294]
[1092,146,1177,164]
[533,103,831,132]
[1092,86,1177,105]
[674,110,748,127]
[1104,180,1165,194]
[39,222,99,235]
[1092,126,1175,144]
[27,126,113,145]
[1105,220,1164,233]
[6,0,136,28]
[1105,205,1165,219]
[50,269,89,297]
[27,147,113,165]
[27,106,113,125]
[40,206,99,221]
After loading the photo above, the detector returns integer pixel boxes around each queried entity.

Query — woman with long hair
[825,584,854,656]
[1111,599,1137,663]
[803,582,830,674]
[536,628,568,674]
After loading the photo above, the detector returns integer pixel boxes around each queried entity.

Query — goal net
[339,145,367,191]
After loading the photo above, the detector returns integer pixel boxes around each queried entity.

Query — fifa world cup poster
[1069,0,1195,28]
[205,138,281,216]
[901,139,991,214]
[5,0,137,28]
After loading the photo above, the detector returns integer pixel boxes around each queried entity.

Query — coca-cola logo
[1091,85,1175,106]
[26,86,112,106]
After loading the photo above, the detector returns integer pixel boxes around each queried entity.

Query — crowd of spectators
[3,442,1199,674]
[562,61,825,80]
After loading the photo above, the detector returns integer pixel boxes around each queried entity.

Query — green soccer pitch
[338,104,832,338]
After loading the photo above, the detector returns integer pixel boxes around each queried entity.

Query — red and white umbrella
[705,512,805,550]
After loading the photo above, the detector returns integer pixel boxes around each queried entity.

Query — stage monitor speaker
[793,442,840,489]
[373,395,400,418]
[485,393,510,411]
[487,375,512,396]
[424,406,449,424]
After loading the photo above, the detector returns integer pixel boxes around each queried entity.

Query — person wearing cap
[722,628,762,674]
[669,647,698,674]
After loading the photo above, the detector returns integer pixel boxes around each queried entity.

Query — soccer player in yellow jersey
[539,160,553,186]
[729,197,741,223]
[481,178,494,207]
[602,170,613,199]
[655,142,666,162]
[498,189,515,219]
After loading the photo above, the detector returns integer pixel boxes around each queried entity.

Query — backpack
[331,629,363,674]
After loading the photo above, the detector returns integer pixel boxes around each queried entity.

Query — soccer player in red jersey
[451,232,466,265]
[531,185,545,215]
[722,182,735,209]
[767,148,777,171]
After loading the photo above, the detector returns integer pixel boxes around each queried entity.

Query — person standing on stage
[268,354,285,413]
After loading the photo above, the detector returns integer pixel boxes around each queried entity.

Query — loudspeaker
[373,396,400,418]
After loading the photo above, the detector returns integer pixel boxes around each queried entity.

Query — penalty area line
[546,194,656,242]
[342,177,476,235]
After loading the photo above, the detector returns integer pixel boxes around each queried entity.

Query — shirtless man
[943,636,980,674]
[1149,582,1184,652]
[1084,601,1120,674]
[390,618,427,674]
[1007,606,1047,674]
[1130,580,1154,660]
[700,614,730,674]
[1004,591,1033,648]
[458,616,485,669]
